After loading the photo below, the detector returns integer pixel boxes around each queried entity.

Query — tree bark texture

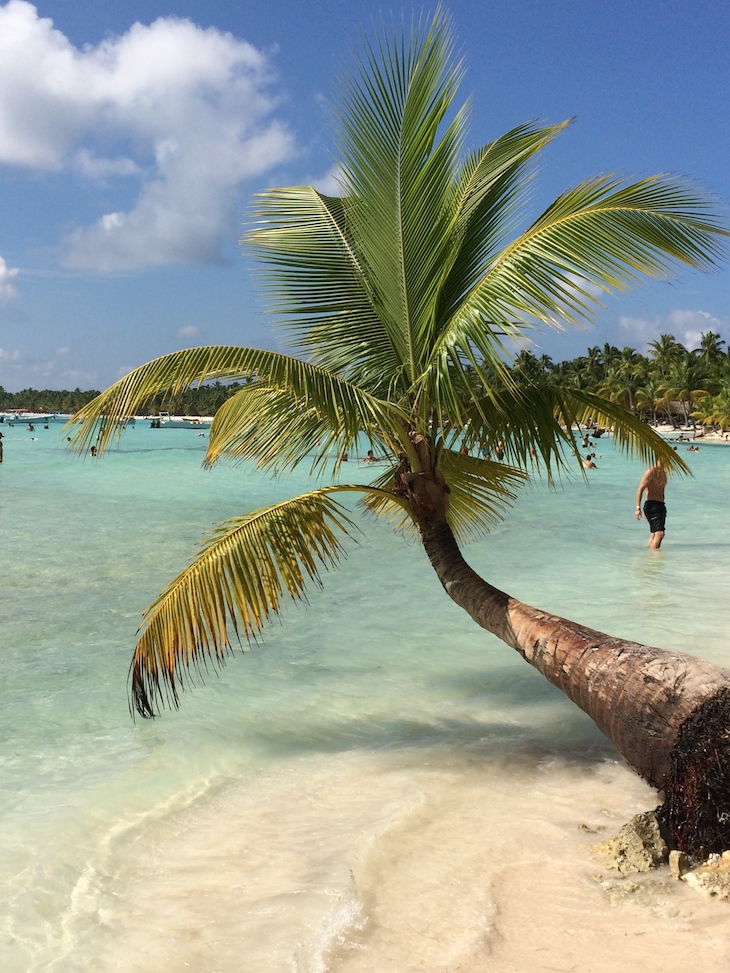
[417,513,730,855]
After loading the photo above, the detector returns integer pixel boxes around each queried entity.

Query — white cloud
[310,166,344,196]
[175,325,201,339]
[618,309,729,352]
[0,1,296,271]
[73,149,140,180]
[0,345,97,387]
[0,256,19,303]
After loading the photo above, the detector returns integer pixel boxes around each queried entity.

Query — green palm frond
[437,175,728,359]
[439,449,526,542]
[247,188,402,388]
[434,120,572,335]
[457,383,689,479]
[205,373,402,475]
[69,345,408,459]
[335,8,468,381]
[553,388,690,472]
[131,485,406,717]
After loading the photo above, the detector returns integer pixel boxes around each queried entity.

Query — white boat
[0,411,57,425]
[149,412,213,429]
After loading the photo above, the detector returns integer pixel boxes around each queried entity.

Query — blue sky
[0,0,728,391]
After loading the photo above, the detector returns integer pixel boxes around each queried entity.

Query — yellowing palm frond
[131,485,403,717]
[68,345,261,454]
[205,363,407,474]
[69,344,408,460]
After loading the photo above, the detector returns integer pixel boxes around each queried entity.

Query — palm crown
[72,9,725,717]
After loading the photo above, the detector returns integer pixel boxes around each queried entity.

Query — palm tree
[695,330,726,367]
[599,348,647,413]
[692,387,730,433]
[72,11,730,855]
[647,333,684,379]
[599,343,621,379]
[634,376,663,425]
[660,354,712,427]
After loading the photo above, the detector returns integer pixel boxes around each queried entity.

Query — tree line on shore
[3,332,730,431]
[478,330,730,430]
[0,381,248,417]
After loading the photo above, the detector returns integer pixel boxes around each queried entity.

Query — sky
[0,0,729,392]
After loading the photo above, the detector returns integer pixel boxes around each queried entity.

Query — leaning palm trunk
[417,509,730,858]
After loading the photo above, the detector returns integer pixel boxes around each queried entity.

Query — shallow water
[1,425,729,972]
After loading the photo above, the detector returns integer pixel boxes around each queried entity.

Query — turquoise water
[2,424,729,972]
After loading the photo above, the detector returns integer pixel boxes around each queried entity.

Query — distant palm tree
[584,345,603,381]
[695,330,726,367]
[599,342,621,379]
[73,10,730,855]
[647,333,684,379]
[634,376,663,425]
[692,387,730,432]
[660,355,711,427]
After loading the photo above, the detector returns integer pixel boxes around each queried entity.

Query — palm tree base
[418,510,730,859]
[656,687,730,858]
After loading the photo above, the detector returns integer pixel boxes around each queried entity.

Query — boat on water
[0,411,61,425]
[148,412,212,429]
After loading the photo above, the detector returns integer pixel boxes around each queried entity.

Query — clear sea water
[2,423,730,973]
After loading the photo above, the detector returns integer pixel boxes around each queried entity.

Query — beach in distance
[2,424,730,972]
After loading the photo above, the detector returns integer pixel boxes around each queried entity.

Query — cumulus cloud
[0,256,19,303]
[0,1,296,271]
[618,309,729,352]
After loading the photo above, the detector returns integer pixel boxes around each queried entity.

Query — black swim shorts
[643,500,667,533]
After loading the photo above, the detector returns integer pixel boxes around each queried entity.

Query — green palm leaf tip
[130,491,359,717]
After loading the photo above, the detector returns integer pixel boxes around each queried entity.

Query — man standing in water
[635,458,668,549]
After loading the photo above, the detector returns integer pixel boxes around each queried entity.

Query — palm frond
[205,374,402,476]
[439,449,526,542]
[335,7,468,381]
[68,346,261,454]
[247,188,403,389]
[131,485,406,717]
[459,383,689,478]
[69,345,409,460]
[438,174,728,356]
[552,388,691,472]
[434,120,572,336]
